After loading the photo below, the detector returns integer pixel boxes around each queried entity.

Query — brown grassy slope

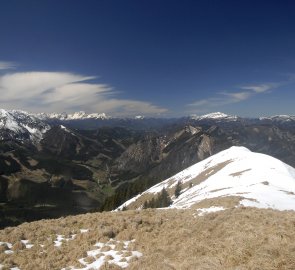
[0,207,295,270]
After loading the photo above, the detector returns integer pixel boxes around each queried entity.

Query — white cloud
[93,99,167,116]
[239,83,279,93]
[187,80,282,113]
[0,71,167,116]
[0,61,17,70]
[221,91,251,101]
[188,91,251,109]
[0,72,95,101]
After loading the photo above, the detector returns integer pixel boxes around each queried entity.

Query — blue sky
[0,0,295,117]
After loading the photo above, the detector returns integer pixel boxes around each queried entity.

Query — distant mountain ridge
[1,108,295,122]
[1,109,295,139]
[190,112,239,121]
[36,111,110,120]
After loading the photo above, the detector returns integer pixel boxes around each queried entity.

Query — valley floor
[0,207,295,270]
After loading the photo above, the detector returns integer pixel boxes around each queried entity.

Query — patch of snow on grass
[0,242,12,249]
[0,242,14,254]
[196,206,226,216]
[20,240,33,249]
[54,234,76,247]
[62,239,142,270]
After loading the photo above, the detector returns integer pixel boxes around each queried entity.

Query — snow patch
[196,206,226,216]
[62,239,142,270]
[20,240,33,249]
[54,234,76,247]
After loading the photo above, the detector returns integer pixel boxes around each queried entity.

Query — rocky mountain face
[1,109,295,227]
[0,109,50,142]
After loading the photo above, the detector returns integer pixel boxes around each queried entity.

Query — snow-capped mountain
[0,109,50,142]
[190,112,238,121]
[118,146,295,212]
[260,115,295,123]
[37,111,110,120]
[134,115,145,120]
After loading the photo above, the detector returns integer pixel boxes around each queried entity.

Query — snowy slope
[118,146,295,212]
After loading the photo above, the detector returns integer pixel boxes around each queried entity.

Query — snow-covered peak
[37,112,68,120]
[0,109,22,132]
[270,115,295,122]
[118,146,295,212]
[37,111,110,120]
[86,112,109,119]
[190,112,238,121]
[0,109,50,142]
[67,111,86,119]
[200,112,230,119]
[135,115,145,120]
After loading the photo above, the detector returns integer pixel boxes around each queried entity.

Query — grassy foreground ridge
[0,207,295,269]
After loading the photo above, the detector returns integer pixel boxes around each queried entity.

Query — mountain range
[1,108,295,227]
[2,109,295,134]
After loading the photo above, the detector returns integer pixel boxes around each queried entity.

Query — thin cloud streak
[188,91,251,108]
[239,82,282,93]
[188,81,283,113]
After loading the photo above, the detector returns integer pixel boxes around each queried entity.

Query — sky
[0,0,295,117]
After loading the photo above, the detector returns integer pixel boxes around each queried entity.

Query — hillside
[119,146,295,212]
[1,146,295,269]
[0,208,295,269]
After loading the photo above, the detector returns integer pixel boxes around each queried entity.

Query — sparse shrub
[129,256,139,263]
[12,241,26,251]
[101,245,112,252]
[102,228,116,238]
[1,265,12,270]
[0,243,9,252]
[114,242,124,251]
[143,188,172,209]
[105,254,114,261]
[174,181,182,198]
[100,262,122,270]
[122,251,133,257]
[84,256,96,264]
[116,230,133,241]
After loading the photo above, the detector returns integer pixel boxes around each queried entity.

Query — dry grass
[0,207,295,269]
[187,159,233,187]
[189,196,243,209]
